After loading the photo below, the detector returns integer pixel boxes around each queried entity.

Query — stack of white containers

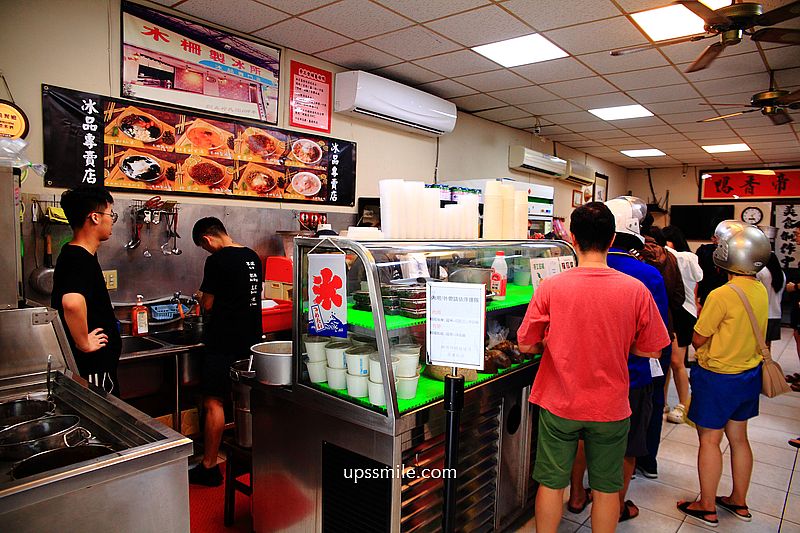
[378,179,480,239]
[482,180,528,239]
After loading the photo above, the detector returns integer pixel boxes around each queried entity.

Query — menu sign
[289,61,332,133]
[42,85,356,206]
[776,204,800,269]
[426,282,485,370]
[700,168,800,201]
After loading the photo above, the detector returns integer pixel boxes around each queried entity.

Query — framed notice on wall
[121,1,280,124]
[289,61,332,134]
[699,167,800,201]
[42,85,356,206]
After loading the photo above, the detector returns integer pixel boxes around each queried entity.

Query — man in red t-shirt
[518,202,670,533]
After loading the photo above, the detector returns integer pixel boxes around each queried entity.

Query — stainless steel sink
[120,336,165,354]
[149,330,202,346]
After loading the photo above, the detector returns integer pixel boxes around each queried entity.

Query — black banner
[42,84,356,206]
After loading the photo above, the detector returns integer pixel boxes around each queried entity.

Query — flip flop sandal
[677,501,718,527]
[619,500,639,522]
[716,496,752,522]
[566,488,592,514]
[789,437,800,449]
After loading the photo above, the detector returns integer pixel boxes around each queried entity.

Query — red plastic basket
[262,299,292,333]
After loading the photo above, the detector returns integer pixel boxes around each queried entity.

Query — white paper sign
[558,255,576,272]
[308,254,348,338]
[649,358,664,378]
[426,282,485,370]
[530,257,563,289]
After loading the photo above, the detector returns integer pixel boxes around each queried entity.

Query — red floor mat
[190,467,251,533]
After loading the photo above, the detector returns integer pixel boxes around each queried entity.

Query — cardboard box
[181,407,199,436]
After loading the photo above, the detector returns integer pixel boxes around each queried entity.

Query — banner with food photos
[41,85,356,206]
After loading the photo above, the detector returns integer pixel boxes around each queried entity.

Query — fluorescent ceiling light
[702,143,751,153]
[632,1,730,41]
[472,34,568,68]
[621,149,666,157]
[588,104,653,121]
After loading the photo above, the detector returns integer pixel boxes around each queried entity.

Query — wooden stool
[222,437,252,526]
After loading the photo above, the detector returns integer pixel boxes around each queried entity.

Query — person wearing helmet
[568,196,670,523]
[676,220,770,527]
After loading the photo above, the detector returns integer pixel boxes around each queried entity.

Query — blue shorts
[688,364,761,430]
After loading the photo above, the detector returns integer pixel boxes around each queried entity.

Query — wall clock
[741,206,763,225]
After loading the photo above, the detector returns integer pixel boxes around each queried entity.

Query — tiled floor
[516,327,800,532]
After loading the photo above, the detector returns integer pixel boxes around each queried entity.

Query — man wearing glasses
[52,186,121,394]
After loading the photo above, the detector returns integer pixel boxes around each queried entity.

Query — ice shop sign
[308,253,347,338]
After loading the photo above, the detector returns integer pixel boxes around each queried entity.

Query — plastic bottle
[490,251,507,301]
[131,294,149,336]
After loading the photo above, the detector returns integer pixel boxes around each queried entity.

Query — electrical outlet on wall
[103,270,118,291]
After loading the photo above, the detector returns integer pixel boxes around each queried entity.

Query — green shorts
[533,408,630,493]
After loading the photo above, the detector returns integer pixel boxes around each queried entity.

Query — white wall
[1,0,627,223]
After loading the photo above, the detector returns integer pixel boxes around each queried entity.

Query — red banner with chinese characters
[289,61,332,134]
[699,168,800,201]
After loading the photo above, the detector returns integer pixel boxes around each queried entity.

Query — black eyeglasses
[91,210,118,224]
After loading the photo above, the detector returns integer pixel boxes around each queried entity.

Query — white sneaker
[667,404,686,424]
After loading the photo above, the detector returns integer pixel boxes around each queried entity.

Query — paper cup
[305,360,327,383]
[368,379,386,406]
[305,336,330,362]
[345,373,368,397]
[515,270,531,286]
[368,355,399,383]
[345,345,375,376]
[391,343,421,356]
[397,374,420,399]
[325,341,350,369]
[396,353,420,378]
[326,366,347,389]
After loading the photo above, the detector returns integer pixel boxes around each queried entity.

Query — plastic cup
[345,345,375,376]
[305,360,327,383]
[305,336,330,362]
[325,341,350,369]
[368,379,385,406]
[391,343,421,356]
[515,270,531,286]
[326,366,347,389]
[397,374,420,399]
[345,373,368,397]
[369,355,399,383]
[396,353,420,378]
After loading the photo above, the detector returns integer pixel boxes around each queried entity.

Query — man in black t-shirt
[51,186,121,394]
[189,217,263,486]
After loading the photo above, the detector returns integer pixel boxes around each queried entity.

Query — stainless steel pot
[230,360,256,447]
[0,415,91,460]
[11,444,114,479]
[251,341,293,386]
[0,399,56,429]
[448,266,492,286]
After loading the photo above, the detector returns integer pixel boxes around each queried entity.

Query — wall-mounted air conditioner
[508,146,567,178]
[334,71,457,137]
[562,160,596,187]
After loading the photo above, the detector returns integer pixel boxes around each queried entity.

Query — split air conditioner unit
[334,71,457,137]
[562,160,596,187]
[508,146,567,178]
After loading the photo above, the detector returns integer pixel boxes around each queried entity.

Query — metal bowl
[0,399,55,429]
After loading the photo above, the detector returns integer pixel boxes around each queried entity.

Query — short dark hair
[663,225,690,252]
[60,186,114,230]
[192,216,227,246]
[570,202,615,252]
[643,225,667,247]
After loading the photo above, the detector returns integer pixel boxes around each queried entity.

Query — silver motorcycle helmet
[605,196,648,244]
[712,219,771,275]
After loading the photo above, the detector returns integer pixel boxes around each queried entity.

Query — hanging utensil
[46,354,52,401]
[29,232,55,295]
[171,210,182,255]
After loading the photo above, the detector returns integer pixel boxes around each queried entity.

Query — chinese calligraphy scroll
[775,204,800,269]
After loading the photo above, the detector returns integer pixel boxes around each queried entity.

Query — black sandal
[716,496,752,522]
[619,500,639,522]
[567,488,592,514]
[677,501,718,527]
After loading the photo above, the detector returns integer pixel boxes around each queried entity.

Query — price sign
[426,282,485,370]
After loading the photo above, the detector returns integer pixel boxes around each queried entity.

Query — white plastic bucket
[345,373,368,397]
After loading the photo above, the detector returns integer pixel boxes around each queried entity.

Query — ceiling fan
[611,0,800,72]
[698,71,800,124]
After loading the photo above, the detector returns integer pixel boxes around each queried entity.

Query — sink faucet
[187,293,200,317]
[171,291,184,319]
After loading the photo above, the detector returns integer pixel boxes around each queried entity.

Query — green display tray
[311,354,542,415]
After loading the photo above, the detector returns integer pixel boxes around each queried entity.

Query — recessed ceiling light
[588,104,653,121]
[702,143,751,153]
[632,0,730,42]
[471,34,568,68]
[621,149,666,157]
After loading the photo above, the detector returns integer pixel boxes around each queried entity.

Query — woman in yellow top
[677,221,771,528]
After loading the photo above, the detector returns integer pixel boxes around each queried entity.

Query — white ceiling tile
[661,37,759,66]
[178,0,288,33]
[606,66,686,91]
[542,77,617,98]
[454,70,530,92]
[685,132,741,142]
[747,140,800,149]
[425,5,532,47]
[364,26,461,61]
[541,110,599,124]
[734,125,796,137]
[776,68,800,88]
[694,73,772,97]
[501,116,544,129]
[254,0,338,15]
[549,133,589,142]
[568,121,619,133]
[679,120,734,133]
[302,0,411,40]
[566,140,604,147]
[577,49,669,75]
[584,129,636,139]
[371,62,443,85]
[518,99,582,115]
[252,18,350,54]
[646,98,707,114]
[742,132,798,144]
[488,85,561,105]
[568,92,637,110]
[539,125,572,135]
[629,83,702,103]
[652,140,697,148]
[317,42,401,69]
[373,0,490,22]
[448,93,506,112]
[623,126,679,137]
[726,114,795,128]
[503,0,620,31]
[413,50,498,78]
[512,57,595,84]
[416,79,476,98]
[765,47,800,72]
[659,111,720,124]
[608,116,665,127]
[543,17,648,55]
[682,52,767,83]
[474,106,530,121]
